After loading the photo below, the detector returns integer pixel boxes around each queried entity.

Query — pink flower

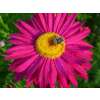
[5,13,93,88]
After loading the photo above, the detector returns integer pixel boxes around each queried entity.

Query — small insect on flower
[5,13,93,88]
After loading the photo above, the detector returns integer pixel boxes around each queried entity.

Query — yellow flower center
[36,32,65,59]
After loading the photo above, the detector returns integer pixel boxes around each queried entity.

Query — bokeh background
[0,13,100,88]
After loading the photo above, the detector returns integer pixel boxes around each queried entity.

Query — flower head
[6,13,93,88]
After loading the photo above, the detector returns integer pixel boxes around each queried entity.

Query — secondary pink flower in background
[5,13,93,88]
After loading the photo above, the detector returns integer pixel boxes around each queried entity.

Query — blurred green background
[0,13,100,88]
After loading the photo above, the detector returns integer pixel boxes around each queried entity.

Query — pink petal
[59,58,78,87]
[32,15,44,32]
[5,49,36,60]
[26,57,43,78]
[59,14,77,35]
[53,13,62,32]
[30,58,45,86]
[43,59,51,87]
[71,63,88,80]
[38,59,47,87]
[37,14,48,32]
[14,55,38,72]
[67,27,91,42]
[55,60,70,88]
[64,22,81,37]
[10,34,32,44]
[25,57,42,87]
[57,73,70,88]
[9,39,26,45]
[17,20,38,36]
[68,41,93,49]
[26,80,32,88]
[16,23,32,39]
[49,60,57,88]
[47,13,54,32]
[82,62,92,71]
[83,50,93,61]
[66,49,93,61]
[9,57,28,71]
[56,14,67,33]
[6,45,34,54]
[10,32,31,39]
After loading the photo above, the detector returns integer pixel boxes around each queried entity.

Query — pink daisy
[5,13,93,88]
